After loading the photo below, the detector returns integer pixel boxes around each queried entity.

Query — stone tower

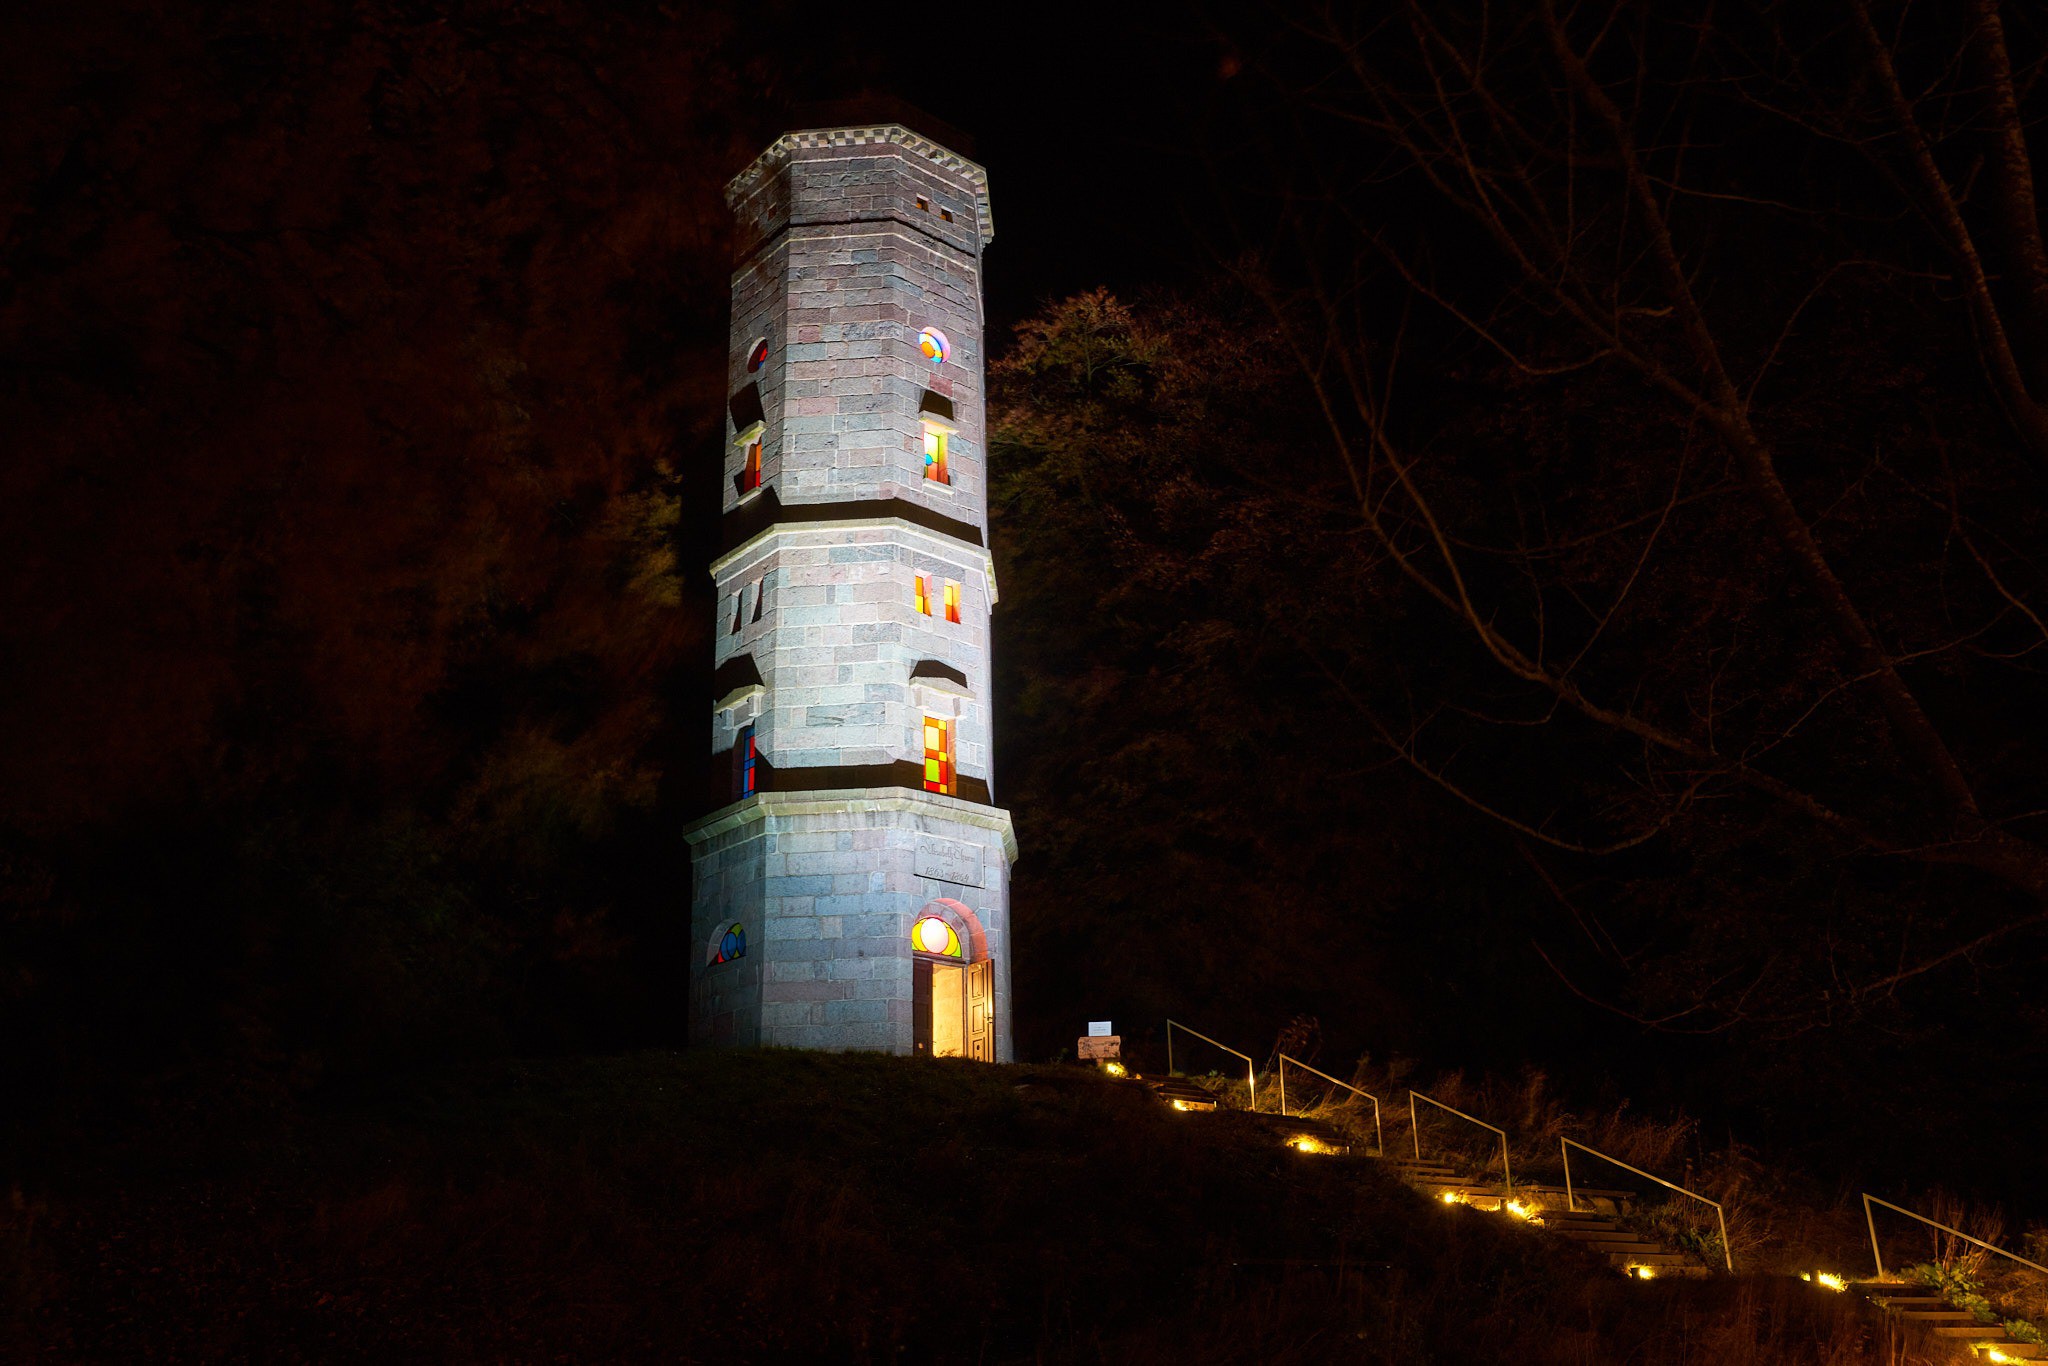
[683,114,1015,1060]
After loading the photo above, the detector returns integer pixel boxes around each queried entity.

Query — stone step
[1519,1184,1638,1203]
[1605,1250,1691,1267]
[1148,1076,1222,1111]
[1930,1325,2007,1340]
[1968,1344,2048,1360]
[1895,1310,1981,1322]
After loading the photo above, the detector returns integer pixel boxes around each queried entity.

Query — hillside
[8,1051,1901,1362]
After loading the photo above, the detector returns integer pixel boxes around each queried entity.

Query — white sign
[914,834,985,888]
[1087,1021,1112,1037]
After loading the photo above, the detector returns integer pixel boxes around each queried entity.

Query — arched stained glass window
[746,336,770,373]
[917,327,950,366]
[711,922,746,965]
[912,915,962,958]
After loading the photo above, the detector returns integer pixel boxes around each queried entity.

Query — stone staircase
[1143,1074,1717,1278]
[1852,1281,2045,1358]
[1137,1061,2048,1350]
[1376,1154,1712,1276]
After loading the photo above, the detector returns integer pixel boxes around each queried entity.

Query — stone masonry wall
[711,526,995,785]
[688,794,1014,1059]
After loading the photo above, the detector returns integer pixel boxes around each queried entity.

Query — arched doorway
[910,899,994,1061]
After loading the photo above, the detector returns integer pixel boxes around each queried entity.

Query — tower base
[684,789,1014,1060]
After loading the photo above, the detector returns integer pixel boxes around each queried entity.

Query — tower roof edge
[724,124,994,245]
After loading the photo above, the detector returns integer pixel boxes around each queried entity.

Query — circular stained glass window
[917,327,950,366]
[712,922,746,964]
[746,336,769,373]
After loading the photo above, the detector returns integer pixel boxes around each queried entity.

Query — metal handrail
[1165,1019,1257,1110]
[1278,1054,1383,1154]
[1562,1137,1731,1272]
[1863,1193,2048,1283]
[1410,1090,1512,1196]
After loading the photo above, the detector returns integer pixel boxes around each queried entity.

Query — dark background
[8,0,2048,1226]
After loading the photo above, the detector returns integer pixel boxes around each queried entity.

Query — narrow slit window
[922,717,954,795]
[914,574,931,616]
[735,723,758,799]
[944,581,961,624]
[739,438,762,493]
[922,423,949,484]
[751,576,765,622]
[731,588,744,635]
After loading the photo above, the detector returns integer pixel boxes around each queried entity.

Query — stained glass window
[914,574,930,615]
[943,581,961,624]
[712,922,746,964]
[740,439,761,493]
[922,424,949,483]
[746,337,769,373]
[923,716,953,795]
[736,723,758,798]
[918,327,950,366]
[912,915,962,958]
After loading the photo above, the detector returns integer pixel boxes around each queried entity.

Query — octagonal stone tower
[683,115,1016,1060]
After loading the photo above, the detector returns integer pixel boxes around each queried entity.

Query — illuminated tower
[683,113,1015,1060]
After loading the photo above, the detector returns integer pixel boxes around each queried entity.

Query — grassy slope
[7,1051,1909,1363]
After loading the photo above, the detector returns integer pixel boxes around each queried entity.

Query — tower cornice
[724,124,994,245]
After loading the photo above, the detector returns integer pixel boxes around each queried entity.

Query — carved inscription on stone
[915,834,985,888]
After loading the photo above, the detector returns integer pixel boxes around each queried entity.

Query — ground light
[1100,1061,1127,1078]
[1626,1264,1656,1280]
[1502,1199,1539,1222]
[1286,1135,1339,1155]
[1171,1100,1189,1111]
[1814,1272,1846,1292]
[1440,1191,1466,1205]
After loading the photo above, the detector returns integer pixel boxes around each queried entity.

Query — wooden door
[966,958,994,1062]
[913,958,933,1055]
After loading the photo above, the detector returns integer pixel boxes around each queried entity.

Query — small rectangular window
[922,717,953,795]
[915,195,931,212]
[735,723,758,799]
[943,581,961,624]
[939,207,954,223]
[914,574,931,615]
[922,423,949,484]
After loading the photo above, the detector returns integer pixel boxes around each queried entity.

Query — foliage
[990,287,1576,1071]
[0,0,800,1094]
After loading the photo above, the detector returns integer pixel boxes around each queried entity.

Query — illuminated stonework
[684,116,1014,1060]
